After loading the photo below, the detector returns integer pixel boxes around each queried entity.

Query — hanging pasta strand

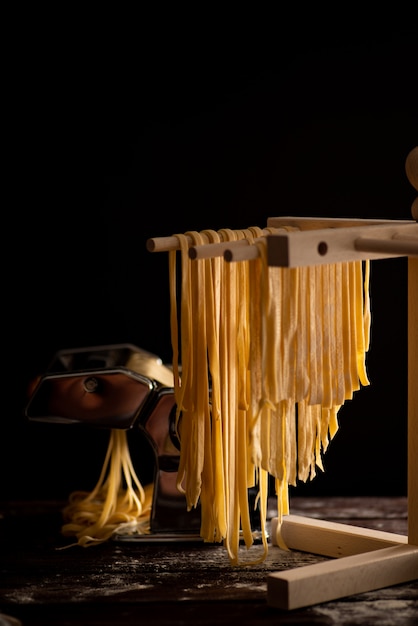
[247,246,264,467]
[220,228,241,562]
[204,231,227,542]
[355,260,371,386]
[333,262,346,405]
[295,265,310,402]
[307,265,320,405]
[201,228,226,542]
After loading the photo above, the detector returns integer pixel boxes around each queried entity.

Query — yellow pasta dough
[61,224,371,566]
[168,227,371,564]
[61,428,153,547]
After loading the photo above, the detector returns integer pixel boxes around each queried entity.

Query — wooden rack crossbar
[147,219,418,265]
[147,216,418,610]
[265,218,418,267]
[222,222,418,264]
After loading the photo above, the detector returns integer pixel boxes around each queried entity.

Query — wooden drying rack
[264,215,418,610]
[147,149,418,610]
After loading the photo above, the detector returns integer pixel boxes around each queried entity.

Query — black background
[4,17,417,502]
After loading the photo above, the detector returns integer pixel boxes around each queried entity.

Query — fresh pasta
[60,224,371,564]
[60,428,153,547]
[168,227,371,564]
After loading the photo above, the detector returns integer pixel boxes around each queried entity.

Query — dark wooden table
[0,496,416,625]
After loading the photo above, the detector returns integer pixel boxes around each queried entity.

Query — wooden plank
[266,216,411,230]
[409,257,418,546]
[267,544,418,610]
[270,515,407,558]
[266,222,418,267]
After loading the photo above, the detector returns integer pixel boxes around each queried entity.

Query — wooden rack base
[268,531,417,610]
[268,516,418,610]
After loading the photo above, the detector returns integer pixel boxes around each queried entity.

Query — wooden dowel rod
[190,231,282,260]
[393,233,418,241]
[148,228,283,256]
[189,239,249,260]
[224,242,262,262]
[355,236,418,256]
[146,235,194,252]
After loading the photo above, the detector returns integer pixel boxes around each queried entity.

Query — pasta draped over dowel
[59,225,371,563]
[168,227,371,565]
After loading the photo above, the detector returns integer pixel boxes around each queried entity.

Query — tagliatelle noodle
[173,231,210,510]
[333,263,345,405]
[251,238,290,543]
[218,228,238,560]
[354,260,371,388]
[238,229,270,563]
[209,230,245,545]
[201,228,227,541]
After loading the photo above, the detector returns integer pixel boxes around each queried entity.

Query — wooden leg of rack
[408,257,418,546]
[270,515,407,558]
[267,543,418,610]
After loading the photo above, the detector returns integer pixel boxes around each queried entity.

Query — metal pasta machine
[25,343,202,540]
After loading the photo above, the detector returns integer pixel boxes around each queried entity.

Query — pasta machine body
[25,343,202,540]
